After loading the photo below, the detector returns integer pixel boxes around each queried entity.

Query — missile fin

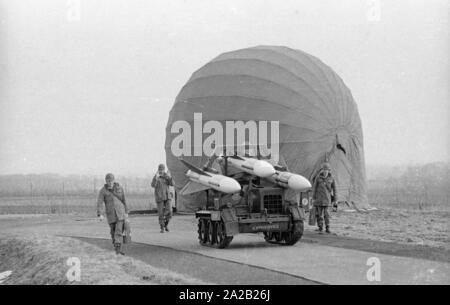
[274,165,287,172]
[180,159,212,177]
[180,181,210,195]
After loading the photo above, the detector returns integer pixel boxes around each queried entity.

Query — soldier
[151,164,173,233]
[97,173,129,255]
[312,163,337,234]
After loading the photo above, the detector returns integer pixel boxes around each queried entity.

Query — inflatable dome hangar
[165,45,369,212]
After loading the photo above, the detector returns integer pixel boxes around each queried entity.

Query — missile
[267,170,312,191]
[227,155,276,178]
[180,159,241,195]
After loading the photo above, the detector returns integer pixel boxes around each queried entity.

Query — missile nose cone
[288,175,312,191]
[253,160,276,177]
[220,177,241,193]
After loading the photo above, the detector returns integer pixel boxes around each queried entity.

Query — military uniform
[312,169,337,233]
[97,182,129,252]
[151,172,173,231]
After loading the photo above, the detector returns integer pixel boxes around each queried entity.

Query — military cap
[105,173,115,180]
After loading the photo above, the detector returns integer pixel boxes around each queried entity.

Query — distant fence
[0,194,156,215]
[0,175,157,215]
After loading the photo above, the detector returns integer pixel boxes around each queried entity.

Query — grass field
[367,182,449,211]
[0,234,205,285]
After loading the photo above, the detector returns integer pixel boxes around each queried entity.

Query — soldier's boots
[114,243,125,256]
[160,226,165,233]
[164,220,170,232]
[325,226,331,234]
[317,227,323,234]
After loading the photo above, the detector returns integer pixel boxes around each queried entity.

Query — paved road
[76,237,320,285]
[2,214,450,284]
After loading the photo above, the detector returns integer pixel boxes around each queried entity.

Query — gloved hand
[332,202,338,211]
[98,214,104,221]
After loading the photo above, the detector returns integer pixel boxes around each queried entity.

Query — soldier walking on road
[312,163,337,234]
[97,173,129,255]
[151,164,174,233]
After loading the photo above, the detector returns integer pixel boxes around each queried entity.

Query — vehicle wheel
[273,232,283,242]
[284,220,304,245]
[207,220,216,245]
[216,220,233,249]
[198,218,208,245]
[263,231,273,242]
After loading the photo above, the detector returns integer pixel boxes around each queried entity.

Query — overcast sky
[0,0,448,176]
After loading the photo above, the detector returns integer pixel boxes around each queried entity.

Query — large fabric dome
[165,45,369,211]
